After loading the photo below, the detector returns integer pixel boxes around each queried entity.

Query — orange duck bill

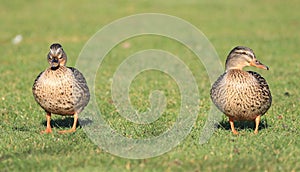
[250,59,269,70]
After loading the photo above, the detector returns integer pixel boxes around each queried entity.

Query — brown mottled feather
[210,69,272,121]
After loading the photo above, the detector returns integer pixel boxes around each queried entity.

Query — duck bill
[51,58,60,68]
[250,60,269,70]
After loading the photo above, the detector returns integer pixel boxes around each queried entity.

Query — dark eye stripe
[235,51,254,58]
[48,54,52,59]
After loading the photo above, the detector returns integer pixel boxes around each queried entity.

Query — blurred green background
[0,0,299,171]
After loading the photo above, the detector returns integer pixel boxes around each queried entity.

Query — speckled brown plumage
[32,43,90,133]
[210,46,272,134]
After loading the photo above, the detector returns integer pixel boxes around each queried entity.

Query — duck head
[225,46,269,71]
[47,43,67,69]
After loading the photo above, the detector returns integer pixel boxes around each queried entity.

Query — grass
[1,0,299,171]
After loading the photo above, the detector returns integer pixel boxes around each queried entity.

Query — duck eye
[57,53,64,59]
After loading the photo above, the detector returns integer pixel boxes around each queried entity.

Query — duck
[210,46,272,134]
[32,43,90,134]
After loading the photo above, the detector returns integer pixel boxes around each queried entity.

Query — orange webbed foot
[58,128,76,134]
[41,112,52,134]
[232,129,239,135]
[254,115,261,134]
[58,113,78,134]
[229,117,239,135]
[40,127,52,134]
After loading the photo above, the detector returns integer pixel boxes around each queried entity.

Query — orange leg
[254,115,261,134]
[41,112,52,134]
[58,112,78,134]
[229,117,238,135]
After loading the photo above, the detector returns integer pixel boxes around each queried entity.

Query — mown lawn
[0,0,299,171]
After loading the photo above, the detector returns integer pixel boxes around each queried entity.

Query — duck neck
[225,66,244,72]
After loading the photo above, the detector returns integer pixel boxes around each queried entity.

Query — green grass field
[1,0,299,171]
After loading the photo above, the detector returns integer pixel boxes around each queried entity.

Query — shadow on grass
[41,117,93,129]
[218,118,269,132]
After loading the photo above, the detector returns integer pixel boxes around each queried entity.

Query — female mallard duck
[32,43,90,134]
[210,46,272,134]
